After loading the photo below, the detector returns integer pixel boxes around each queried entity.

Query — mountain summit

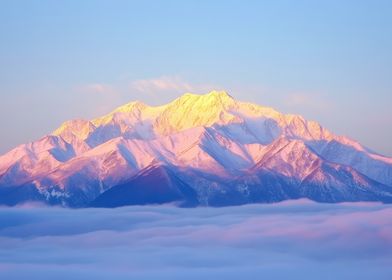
[1,91,392,207]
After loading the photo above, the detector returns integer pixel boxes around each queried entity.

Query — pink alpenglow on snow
[0,91,391,207]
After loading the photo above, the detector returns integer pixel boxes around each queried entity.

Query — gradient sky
[1,0,391,155]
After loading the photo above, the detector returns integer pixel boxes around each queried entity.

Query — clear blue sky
[1,0,391,155]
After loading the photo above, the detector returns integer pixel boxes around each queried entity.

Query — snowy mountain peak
[1,91,392,207]
[53,119,95,141]
[112,100,148,113]
[154,91,238,135]
[179,90,233,101]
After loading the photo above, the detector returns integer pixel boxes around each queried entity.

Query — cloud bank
[0,200,391,279]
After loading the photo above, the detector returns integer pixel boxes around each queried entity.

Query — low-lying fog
[0,200,391,279]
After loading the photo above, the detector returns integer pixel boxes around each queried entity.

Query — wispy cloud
[130,75,221,96]
[75,76,221,112]
[0,201,391,279]
[131,76,194,92]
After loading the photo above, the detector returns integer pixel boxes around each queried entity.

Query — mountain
[90,164,198,208]
[0,91,391,207]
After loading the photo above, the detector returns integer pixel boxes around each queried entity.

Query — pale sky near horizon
[0,0,391,155]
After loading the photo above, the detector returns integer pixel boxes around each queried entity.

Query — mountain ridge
[1,91,391,207]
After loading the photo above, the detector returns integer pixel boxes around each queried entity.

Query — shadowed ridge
[1,90,392,207]
[90,164,199,208]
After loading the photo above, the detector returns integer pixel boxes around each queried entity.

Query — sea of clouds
[0,200,391,279]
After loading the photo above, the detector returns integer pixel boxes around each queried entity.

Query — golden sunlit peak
[179,90,232,99]
[113,100,148,113]
[207,90,233,98]
[176,90,234,106]
[202,90,235,106]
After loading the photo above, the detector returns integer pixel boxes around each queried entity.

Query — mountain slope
[90,165,198,208]
[0,91,391,207]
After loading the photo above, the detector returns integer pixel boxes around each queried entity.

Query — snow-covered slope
[1,91,391,207]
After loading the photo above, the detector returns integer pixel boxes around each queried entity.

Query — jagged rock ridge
[0,91,391,207]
